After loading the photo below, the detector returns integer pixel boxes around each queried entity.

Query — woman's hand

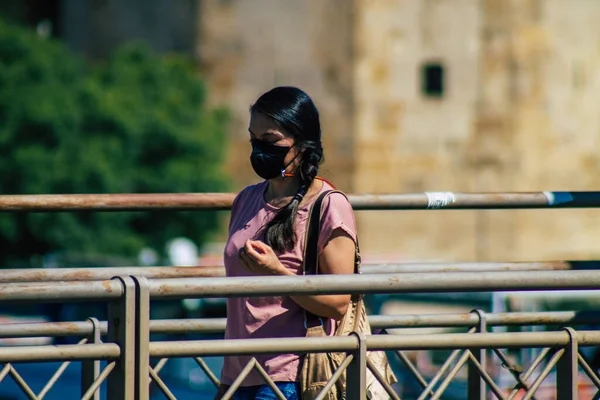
[238,240,288,276]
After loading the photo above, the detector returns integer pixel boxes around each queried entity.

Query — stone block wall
[199,0,600,262]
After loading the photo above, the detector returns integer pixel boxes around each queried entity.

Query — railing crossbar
[2,311,597,339]
[578,352,600,389]
[430,350,470,400]
[148,365,176,400]
[521,349,564,400]
[0,343,120,363]
[366,358,401,400]
[146,271,600,300]
[194,357,220,388]
[506,347,551,400]
[2,191,600,211]
[142,330,600,359]
[9,364,38,400]
[1,187,599,399]
[0,261,583,283]
[467,351,507,400]
[81,361,116,400]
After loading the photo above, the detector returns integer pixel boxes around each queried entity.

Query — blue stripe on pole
[545,192,600,207]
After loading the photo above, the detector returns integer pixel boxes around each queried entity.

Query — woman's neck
[265,176,301,203]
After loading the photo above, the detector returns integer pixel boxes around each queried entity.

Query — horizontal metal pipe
[0,343,120,363]
[0,320,107,338]
[367,330,600,350]
[361,261,572,274]
[0,319,226,338]
[149,312,600,334]
[1,311,597,338]
[0,193,237,212]
[0,261,578,283]
[149,336,358,358]
[368,311,600,329]
[0,266,226,283]
[0,280,123,302]
[147,270,600,299]
[486,311,598,326]
[1,191,599,212]
[148,318,226,334]
[149,330,600,357]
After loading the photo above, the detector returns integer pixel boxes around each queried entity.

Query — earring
[281,169,286,180]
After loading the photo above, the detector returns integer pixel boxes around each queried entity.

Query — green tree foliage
[0,19,229,266]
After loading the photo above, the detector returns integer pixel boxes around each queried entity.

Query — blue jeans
[232,382,300,400]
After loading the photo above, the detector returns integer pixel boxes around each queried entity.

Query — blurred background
[3,0,600,270]
[1,0,600,398]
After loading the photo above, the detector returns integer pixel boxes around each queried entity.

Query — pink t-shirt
[220,180,357,386]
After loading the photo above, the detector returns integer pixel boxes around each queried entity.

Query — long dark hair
[251,86,324,252]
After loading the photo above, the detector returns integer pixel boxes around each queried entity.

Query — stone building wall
[58,0,600,262]
[199,0,600,262]
[197,0,356,192]
[352,0,600,262]
[59,0,196,58]
[353,0,483,261]
[505,0,600,261]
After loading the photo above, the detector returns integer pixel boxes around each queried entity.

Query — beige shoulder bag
[299,190,397,400]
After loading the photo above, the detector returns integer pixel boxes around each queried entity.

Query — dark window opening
[422,63,445,98]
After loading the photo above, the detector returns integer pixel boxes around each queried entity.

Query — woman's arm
[239,229,356,320]
[287,228,355,320]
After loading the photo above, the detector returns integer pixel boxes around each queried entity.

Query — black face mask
[250,139,293,180]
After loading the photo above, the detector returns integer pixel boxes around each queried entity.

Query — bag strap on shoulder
[302,189,360,327]
[303,190,332,276]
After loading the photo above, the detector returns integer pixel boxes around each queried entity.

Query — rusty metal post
[107,276,136,399]
[468,309,487,400]
[347,332,367,400]
[557,328,578,400]
[133,276,150,400]
[81,317,101,400]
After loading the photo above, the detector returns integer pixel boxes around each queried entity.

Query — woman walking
[216,86,361,400]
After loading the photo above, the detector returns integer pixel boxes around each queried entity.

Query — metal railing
[1,191,600,211]
[5,309,597,399]
[3,269,598,301]
[2,191,600,399]
[3,310,599,340]
[0,272,599,399]
[0,260,591,283]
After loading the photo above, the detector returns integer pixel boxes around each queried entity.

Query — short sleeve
[317,192,357,253]
[227,187,247,234]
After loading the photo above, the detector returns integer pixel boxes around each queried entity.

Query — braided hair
[250,86,324,252]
